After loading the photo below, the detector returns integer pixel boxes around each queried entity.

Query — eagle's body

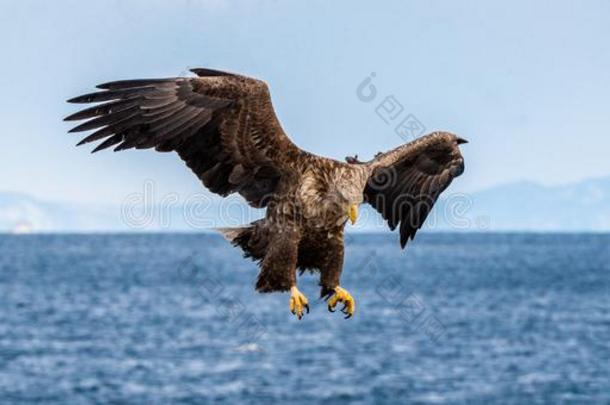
[66,68,466,319]
[223,158,370,295]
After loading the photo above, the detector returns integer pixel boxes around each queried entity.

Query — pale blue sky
[1,0,609,203]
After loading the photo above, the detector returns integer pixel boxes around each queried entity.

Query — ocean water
[0,233,608,404]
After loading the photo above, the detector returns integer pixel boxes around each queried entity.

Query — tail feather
[217,221,296,293]
[216,227,247,242]
[215,221,266,261]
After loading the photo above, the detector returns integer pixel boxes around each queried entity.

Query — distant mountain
[0,191,263,233]
[1,176,610,233]
[455,176,610,231]
[0,192,121,233]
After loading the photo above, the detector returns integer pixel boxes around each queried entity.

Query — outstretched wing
[65,68,306,207]
[364,132,466,248]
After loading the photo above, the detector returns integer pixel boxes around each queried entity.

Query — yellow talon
[327,286,355,319]
[289,286,309,320]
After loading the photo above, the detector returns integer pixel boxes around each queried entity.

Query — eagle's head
[332,169,368,226]
[322,192,361,227]
[339,189,362,226]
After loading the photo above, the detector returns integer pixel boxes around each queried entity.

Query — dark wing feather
[364,132,465,248]
[65,68,307,207]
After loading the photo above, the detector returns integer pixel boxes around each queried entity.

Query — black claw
[305,304,310,314]
[328,305,335,313]
[344,313,352,319]
[340,303,348,313]
[323,291,337,301]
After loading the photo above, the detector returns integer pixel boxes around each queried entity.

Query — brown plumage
[65,68,466,319]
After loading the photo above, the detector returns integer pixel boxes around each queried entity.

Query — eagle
[65,68,466,320]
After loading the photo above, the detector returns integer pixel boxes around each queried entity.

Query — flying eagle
[65,68,466,319]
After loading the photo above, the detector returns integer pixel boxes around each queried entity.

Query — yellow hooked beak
[348,204,358,225]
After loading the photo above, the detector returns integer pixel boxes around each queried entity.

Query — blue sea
[0,233,608,404]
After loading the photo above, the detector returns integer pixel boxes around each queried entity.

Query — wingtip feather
[67,95,84,104]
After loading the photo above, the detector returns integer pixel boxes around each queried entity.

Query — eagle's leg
[319,233,356,319]
[256,226,308,319]
[327,287,356,319]
[289,286,309,320]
